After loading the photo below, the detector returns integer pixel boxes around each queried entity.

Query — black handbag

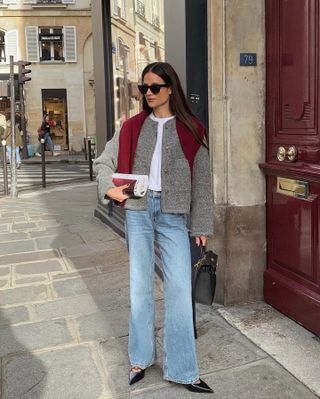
[193,248,218,305]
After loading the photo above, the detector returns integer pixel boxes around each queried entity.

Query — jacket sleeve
[189,144,214,237]
[93,130,120,205]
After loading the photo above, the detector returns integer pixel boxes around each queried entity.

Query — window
[113,0,126,20]
[39,27,63,61]
[0,31,5,63]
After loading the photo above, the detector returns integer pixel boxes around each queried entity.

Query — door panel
[262,0,320,335]
[269,178,319,285]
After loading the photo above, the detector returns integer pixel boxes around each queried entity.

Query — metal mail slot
[277,177,309,199]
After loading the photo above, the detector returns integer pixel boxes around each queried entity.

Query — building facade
[92,0,320,336]
[0,0,94,152]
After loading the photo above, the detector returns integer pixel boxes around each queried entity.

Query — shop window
[39,27,63,61]
[111,0,165,128]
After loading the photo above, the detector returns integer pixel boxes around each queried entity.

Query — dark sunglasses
[138,84,170,95]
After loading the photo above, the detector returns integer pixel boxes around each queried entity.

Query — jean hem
[163,375,199,385]
[130,360,155,369]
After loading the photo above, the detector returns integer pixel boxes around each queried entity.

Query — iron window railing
[136,0,145,17]
[37,0,63,4]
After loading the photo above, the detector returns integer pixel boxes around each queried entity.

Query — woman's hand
[195,235,207,247]
[106,184,130,202]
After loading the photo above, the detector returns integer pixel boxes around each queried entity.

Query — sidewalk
[22,152,88,164]
[0,182,318,399]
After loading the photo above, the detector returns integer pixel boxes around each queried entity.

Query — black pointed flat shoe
[129,368,145,386]
[186,379,214,393]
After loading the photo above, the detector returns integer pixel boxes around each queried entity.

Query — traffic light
[17,60,32,84]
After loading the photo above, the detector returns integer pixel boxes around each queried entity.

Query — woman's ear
[168,87,172,95]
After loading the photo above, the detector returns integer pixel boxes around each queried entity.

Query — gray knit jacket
[93,116,213,236]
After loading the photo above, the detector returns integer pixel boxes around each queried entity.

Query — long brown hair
[141,62,207,147]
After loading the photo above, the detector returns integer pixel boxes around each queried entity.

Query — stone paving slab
[15,275,49,285]
[76,310,130,342]
[15,259,64,275]
[29,226,63,238]
[0,319,73,357]
[0,232,29,242]
[11,222,37,231]
[0,249,60,266]
[0,239,35,255]
[0,266,10,276]
[35,233,85,251]
[0,305,30,326]
[64,249,129,271]
[0,284,48,306]
[51,271,129,298]
[3,345,109,399]
[60,240,126,258]
[218,302,320,397]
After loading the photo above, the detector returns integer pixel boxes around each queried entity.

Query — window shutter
[23,0,37,4]
[5,30,19,62]
[63,26,77,62]
[3,0,17,4]
[25,26,39,62]
[62,0,75,4]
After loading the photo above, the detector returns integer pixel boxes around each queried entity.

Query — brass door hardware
[287,146,297,162]
[277,177,309,199]
[276,146,297,162]
[277,146,286,161]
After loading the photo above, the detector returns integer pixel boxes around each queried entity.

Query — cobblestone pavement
[0,182,318,399]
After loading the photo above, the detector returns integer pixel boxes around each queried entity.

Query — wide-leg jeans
[125,190,199,384]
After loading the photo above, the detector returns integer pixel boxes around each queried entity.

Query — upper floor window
[0,31,5,63]
[25,26,77,63]
[113,0,126,20]
[39,27,63,61]
[136,0,145,18]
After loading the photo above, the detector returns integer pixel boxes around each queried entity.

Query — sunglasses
[138,84,170,95]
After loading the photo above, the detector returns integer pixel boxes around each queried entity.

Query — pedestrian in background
[1,118,23,169]
[94,62,214,394]
[35,114,59,157]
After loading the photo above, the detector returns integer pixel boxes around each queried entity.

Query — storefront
[42,89,68,151]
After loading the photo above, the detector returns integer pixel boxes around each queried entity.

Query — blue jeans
[6,146,21,164]
[125,190,199,384]
[36,132,54,153]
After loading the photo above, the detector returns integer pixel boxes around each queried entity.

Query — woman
[94,62,214,393]
[35,115,59,157]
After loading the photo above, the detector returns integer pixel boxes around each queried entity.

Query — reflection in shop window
[111,0,165,129]
[0,31,5,63]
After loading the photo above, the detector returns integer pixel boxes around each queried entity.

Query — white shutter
[3,0,17,4]
[23,0,37,4]
[25,26,39,62]
[62,0,75,4]
[5,30,19,62]
[63,26,77,63]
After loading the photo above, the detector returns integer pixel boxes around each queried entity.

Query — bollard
[1,140,9,196]
[40,138,46,188]
[88,139,93,181]
[84,137,87,161]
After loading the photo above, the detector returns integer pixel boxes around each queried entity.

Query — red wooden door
[261,0,320,335]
